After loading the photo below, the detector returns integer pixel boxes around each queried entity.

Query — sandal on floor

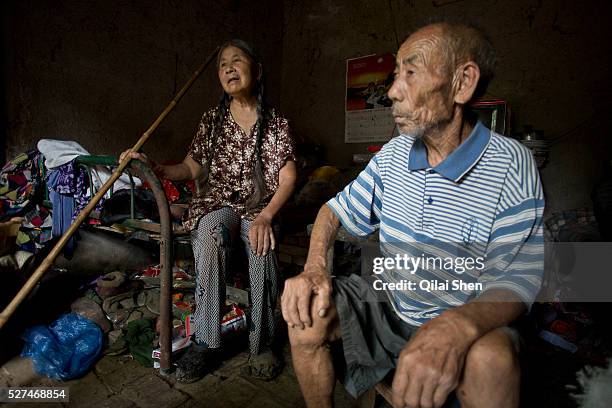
[241,350,283,381]
[104,334,128,356]
[175,344,222,384]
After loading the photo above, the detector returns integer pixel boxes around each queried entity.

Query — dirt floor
[2,326,611,408]
[1,266,610,407]
[0,345,360,408]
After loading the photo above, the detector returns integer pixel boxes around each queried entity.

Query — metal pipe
[128,160,173,374]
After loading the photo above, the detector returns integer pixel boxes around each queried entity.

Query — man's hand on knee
[391,311,479,408]
[281,267,332,330]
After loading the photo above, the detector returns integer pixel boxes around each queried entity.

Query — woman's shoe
[241,349,283,381]
[175,343,221,383]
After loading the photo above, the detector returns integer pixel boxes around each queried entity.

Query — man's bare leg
[456,327,520,408]
[288,303,341,408]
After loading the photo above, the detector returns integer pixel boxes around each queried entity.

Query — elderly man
[281,22,544,408]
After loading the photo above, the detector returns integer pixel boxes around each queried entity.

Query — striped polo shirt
[327,122,545,326]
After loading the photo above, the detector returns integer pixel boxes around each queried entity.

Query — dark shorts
[331,274,416,397]
[331,274,520,400]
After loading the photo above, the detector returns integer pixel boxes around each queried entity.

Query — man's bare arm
[445,289,526,342]
[303,204,340,274]
[281,204,340,329]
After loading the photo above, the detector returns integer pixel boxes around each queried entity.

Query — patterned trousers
[190,207,278,355]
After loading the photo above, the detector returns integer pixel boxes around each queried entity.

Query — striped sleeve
[480,147,545,307]
[326,156,384,237]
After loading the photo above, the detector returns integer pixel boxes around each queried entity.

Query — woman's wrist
[257,209,274,222]
[153,163,166,178]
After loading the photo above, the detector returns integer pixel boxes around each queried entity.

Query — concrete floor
[1,346,360,408]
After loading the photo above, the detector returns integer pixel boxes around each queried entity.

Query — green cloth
[16,231,31,244]
[12,153,29,165]
[124,318,155,367]
[6,190,18,201]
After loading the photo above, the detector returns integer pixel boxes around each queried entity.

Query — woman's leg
[191,207,240,348]
[239,219,279,355]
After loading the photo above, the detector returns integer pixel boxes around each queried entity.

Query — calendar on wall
[345,53,399,143]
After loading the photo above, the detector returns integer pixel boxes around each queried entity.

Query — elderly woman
[121,39,296,382]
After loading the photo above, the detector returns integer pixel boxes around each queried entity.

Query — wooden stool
[356,381,393,408]
[357,380,461,408]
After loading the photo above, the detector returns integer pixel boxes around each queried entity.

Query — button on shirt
[327,122,545,326]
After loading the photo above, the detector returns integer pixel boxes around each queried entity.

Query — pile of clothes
[0,150,49,253]
[0,139,145,255]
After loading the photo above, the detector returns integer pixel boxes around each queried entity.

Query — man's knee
[288,305,340,352]
[289,325,327,350]
[463,328,519,381]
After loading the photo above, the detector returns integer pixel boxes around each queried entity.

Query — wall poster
[345,53,398,143]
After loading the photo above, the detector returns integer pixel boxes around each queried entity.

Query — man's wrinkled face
[388,26,455,137]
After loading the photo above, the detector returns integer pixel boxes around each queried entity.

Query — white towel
[37,139,142,191]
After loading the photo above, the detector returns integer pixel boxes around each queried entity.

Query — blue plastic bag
[21,313,102,380]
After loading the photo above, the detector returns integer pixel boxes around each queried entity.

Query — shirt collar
[407,121,491,182]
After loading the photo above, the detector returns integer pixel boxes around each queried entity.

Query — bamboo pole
[0,47,219,329]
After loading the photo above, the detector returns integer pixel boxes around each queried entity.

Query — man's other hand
[391,312,478,408]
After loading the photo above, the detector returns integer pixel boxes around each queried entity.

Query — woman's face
[217,45,260,98]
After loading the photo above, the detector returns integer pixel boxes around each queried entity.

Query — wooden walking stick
[0,47,219,329]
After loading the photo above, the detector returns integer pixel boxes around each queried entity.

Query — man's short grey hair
[415,20,496,102]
